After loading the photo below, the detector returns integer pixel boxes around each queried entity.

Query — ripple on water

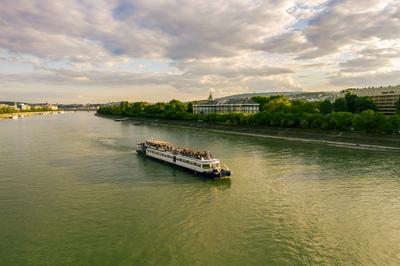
[1,112,400,265]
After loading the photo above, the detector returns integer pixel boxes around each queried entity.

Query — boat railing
[221,163,230,171]
[145,141,213,160]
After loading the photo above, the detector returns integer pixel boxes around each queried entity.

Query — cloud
[339,57,391,73]
[0,61,296,94]
[0,0,399,102]
[259,0,400,60]
[258,31,312,54]
[0,0,295,61]
[329,70,400,87]
[300,0,400,58]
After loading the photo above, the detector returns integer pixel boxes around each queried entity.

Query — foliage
[333,93,378,113]
[396,98,400,114]
[0,106,17,114]
[0,106,53,114]
[333,98,347,112]
[355,96,377,113]
[291,99,319,114]
[352,110,386,133]
[345,93,357,113]
[265,97,291,112]
[97,96,400,135]
[251,95,285,111]
[318,100,333,114]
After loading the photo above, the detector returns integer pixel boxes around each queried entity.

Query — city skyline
[1,0,399,103]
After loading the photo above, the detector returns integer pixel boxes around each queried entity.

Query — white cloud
[0,0,399,102]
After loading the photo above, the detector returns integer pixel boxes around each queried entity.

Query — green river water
[1,112,400,265]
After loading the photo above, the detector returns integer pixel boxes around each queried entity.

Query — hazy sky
[0,0,399,103]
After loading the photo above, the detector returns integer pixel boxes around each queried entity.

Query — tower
[208,92,213,101]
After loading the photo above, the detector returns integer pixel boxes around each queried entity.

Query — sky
[0,0,399,103]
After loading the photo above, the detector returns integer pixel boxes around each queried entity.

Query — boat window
[202,164,211,169]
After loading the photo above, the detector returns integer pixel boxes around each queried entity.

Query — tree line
[0,106,54,114]
[97,94,400,134]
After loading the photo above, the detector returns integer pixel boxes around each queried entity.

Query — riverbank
[96,114,400,151]
[0,111,69,120]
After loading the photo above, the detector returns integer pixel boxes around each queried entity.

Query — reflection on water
[0,112,399,266]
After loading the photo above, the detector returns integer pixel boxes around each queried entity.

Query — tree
[265,96,291,112]
[345,93,357,113]
[291,100,319,114]
[352,110,386,133]
[333,98,347,112]
[326,112,353,130]
[145,102,165,117]
[252,96,272,111]
[319,100,333,114]
[354,96,377,113]
[165,99,186,113]
[120,101,130,110]
[187,102,193,113]
[130,102,148,116]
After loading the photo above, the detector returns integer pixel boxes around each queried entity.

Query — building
[17,103,31,111]
[32,103,58,110]
[0,102,17,109]
[341,86,400,114]
[193,93,260,115]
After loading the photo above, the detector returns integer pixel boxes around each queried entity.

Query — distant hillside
[216,91,339,102]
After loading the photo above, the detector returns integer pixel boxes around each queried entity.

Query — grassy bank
[96,114,400,151]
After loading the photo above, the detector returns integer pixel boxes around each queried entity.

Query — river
[1,112,399,265]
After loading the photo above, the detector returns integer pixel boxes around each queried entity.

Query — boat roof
[148,140,170,145]
[144,139,215,160]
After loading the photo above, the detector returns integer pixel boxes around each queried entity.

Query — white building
[193,103,259,115]
[341,86,400,114]
[193,93,259,115]
[17,103,31,111]
[0,103,17,110]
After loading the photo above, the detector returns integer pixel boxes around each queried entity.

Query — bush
[352,110,386,133]
[97,98,400,135]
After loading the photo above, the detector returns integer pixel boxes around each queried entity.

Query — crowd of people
[146,141,213,160]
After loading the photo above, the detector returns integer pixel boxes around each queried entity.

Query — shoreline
[100,114,400,151]
[0,111,70,120]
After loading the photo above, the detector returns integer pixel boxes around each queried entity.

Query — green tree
[265,96,291,112]
[345,93,357,113]
[0,106,17,114]
[291,100,319,114]
[352,110,386,133]
[355,96,377,113]
[187,102,193,113]
[145,102,165,117]
[396,98,400,114]
[333,98,347,112]
[319,100,333,114]
[129,102,148,116]
[326,112,353,130]
[120,101,130,110]
[96,98,400,135]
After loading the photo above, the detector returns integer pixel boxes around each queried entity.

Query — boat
[136,140,231,179]
[114,117,129,122]
[132,121,141,125]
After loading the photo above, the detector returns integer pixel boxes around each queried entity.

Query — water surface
[1,112,400,265]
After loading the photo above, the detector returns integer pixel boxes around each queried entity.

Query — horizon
[0,89,342,105]
[1,0,399,103]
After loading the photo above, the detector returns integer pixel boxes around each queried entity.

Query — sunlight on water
[1,112,400,265]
